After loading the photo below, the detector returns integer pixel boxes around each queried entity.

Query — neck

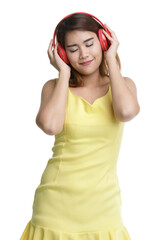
[81,70,104,88]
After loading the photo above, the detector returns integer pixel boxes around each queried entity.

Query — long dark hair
[55,13,121,87]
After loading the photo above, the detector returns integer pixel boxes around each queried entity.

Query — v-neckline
[68,84,110,106]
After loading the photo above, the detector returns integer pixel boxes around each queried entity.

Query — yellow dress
[20,78,131,240]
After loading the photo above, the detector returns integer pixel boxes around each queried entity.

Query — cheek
[92,42,102,58]
[66,52,77,65]
[99,50,103,62]
[93,47,103,64]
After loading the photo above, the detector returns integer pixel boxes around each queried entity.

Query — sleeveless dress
[20,78,131,240]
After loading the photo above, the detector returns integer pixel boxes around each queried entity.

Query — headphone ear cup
[98,28,110,51]
[57,43,69,65]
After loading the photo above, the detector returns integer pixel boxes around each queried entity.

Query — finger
[48,39,53,49]
[47,39,53,54]
[109,31,118,42]
[54,42,58,56]
[51,39,55,52]
[48,41,54,58]
[104,23,112,32]
[104,23,119,40]
[104,23,116,37]
[50,39,54,52]
[53,43,61,62]
[103,28,119,42]
[102,29,113,41]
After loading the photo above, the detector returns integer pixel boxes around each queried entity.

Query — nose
[79,47,89,60]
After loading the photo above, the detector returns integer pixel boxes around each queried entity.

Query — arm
[36,40,71,135]
[102,23,140,122]
[36,72,70,135]
[107,56,140,122]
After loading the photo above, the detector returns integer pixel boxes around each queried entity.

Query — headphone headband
[52,12,108,47]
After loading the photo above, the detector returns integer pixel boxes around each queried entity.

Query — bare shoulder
[42,78,57,90]
[36,78,58,118]
[123,76,138,98]
[123,76,137,90]
[40,78,58,104]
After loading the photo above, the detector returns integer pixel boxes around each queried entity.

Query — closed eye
[70,42,94,53]
[86,43,94,47]
[70,49,78,53]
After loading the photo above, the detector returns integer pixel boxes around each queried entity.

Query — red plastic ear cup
[57,43,69,65]
[98,28,111,51]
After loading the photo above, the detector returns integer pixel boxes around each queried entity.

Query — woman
[20,12,140,240]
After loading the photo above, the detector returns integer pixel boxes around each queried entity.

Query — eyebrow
[66,37,94,48]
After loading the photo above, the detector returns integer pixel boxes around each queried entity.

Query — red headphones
[52,12,112,65]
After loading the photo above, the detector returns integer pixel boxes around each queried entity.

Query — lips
[80,59,93,65]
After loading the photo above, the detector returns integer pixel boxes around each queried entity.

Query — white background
[0,0,159,239]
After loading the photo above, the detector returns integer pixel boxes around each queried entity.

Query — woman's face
[64,30,103,75]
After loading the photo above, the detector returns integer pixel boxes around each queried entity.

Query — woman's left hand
[103,23,120,62]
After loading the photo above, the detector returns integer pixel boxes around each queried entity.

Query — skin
[63,30,111,103]
[47,25,140,121]
[65,30,107,88]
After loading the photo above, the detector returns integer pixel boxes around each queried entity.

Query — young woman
[20,12,140,240]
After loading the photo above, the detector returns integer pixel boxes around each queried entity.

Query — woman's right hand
[47,39,71,76]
